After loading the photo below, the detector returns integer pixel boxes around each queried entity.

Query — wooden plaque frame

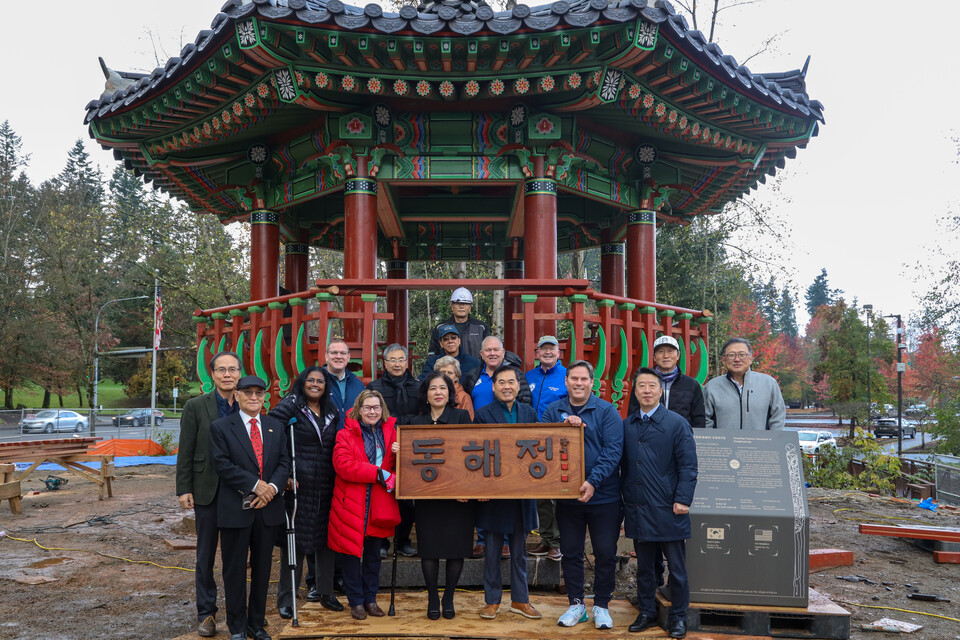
[395,423,584,499]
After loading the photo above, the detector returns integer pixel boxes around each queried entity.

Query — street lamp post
[93,296,149,436]
[884,314,905,456]
[864,304,873,428]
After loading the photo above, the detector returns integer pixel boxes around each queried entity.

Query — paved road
[0,418,181,443]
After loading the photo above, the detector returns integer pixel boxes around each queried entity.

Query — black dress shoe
[246,627,272,640]
[306,587,322,602]
[319,594,345,612]
[278,606,293,619]
[628,614,657,633]
[668,620,687,638]
[334,575,346,595]
[442,607,456,619]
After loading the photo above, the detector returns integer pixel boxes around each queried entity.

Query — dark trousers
[220,512,280,634]
[278,542,335,608]
[395,499,415,547]
[634,539,689,622]
[537,499,560,547]
[304,552,316,589]
[557,501,622,608]
[482,520,529,605]
[193,500,220,621]
[340,536,384,607]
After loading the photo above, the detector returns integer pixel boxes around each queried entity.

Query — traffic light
[174,376,180,387]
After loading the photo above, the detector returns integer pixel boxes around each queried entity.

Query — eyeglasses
[724,352,751,361]
[239,389,266,398]
[213,367,241,374]
[361,405,382,413]
[384,358,407,364]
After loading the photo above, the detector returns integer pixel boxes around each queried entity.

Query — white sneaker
[593,605,613,629]
[557,601,588,627]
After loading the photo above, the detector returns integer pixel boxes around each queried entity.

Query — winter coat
[542,394,623,506]
[627,372,705,429]
[462,350,532,408]
[367,371,421,425]
[703,370,785,430]
[325,366,365,417]
[427,315,490,359]
[621,405,697,541]
[473,401,539,534]
[526,362,568,420]
[453,381,475,420]
[418,350,481,383]
[328,417,398,557]
[269,394,340,551]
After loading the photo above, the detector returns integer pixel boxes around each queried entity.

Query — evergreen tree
[778,288,799,338]
[805,268,840,317]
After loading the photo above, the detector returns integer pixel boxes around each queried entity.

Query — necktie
[250,418,263,478]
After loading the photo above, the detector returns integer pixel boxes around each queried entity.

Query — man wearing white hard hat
[427,287,490,359]
[627,335,704,430]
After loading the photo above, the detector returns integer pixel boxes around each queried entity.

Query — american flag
[153,287,163,351]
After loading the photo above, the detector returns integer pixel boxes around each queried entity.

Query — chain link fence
[935,460,960,506]
[0,407,181,443]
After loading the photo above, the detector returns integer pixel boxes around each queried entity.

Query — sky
[2,0,958,333]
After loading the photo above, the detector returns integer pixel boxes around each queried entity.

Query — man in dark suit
[210,376,290,640]
[175,351,240,637]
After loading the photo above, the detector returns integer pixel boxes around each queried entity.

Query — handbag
[369,484,401,528]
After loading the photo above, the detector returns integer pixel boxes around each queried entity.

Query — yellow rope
[835,600,960,623]
[4,535,193,571]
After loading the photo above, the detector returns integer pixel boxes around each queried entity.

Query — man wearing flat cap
[210,376,290,640]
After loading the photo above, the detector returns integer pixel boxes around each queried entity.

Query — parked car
[873,417,916,439]
[906,404,929,416]
[112,409,165,428]
[20,410,87,433]
[797,430,838,454]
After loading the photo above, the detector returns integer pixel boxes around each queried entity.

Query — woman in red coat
[329,390,400,620]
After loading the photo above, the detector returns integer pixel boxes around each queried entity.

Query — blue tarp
[14,455,177,471]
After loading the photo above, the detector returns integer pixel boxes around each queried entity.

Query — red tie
[250,418,263,478]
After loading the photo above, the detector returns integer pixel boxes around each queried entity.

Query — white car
[797,430,838,454]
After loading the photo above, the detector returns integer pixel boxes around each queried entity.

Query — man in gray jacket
[703,338,785,430]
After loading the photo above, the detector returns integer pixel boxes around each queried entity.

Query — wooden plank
[933,551,960,564]
[0,481,21,500]
[809,548,854,572]
[395,423,584,500]
[859,523,960,543]
[164,538,197,550]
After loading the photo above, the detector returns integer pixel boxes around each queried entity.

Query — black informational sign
[687,430,809,607]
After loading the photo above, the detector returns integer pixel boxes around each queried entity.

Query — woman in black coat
[409,371,475,620]
[270,366,343,615]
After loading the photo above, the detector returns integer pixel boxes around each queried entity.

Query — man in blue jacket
[526,335,567,560]
[542,360,623,630]
[323,338,364,418]
[623,368,697,639]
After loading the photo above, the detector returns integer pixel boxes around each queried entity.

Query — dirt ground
[0,465,958,640]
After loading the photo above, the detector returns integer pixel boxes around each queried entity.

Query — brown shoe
[501,544,510,558]
[546,547,562,561]
[365,602,385,617]
[479,603,500,619]
[528,542,551,556]
[472,544,485,558]
[197,615,216,637]
[509,601,543,619]
[351,605,367,620]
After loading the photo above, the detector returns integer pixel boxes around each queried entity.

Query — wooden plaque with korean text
[395,423,585,499]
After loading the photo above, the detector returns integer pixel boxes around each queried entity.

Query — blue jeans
[482,521,529,605]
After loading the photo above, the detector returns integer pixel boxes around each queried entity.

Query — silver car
[21,410,88,433]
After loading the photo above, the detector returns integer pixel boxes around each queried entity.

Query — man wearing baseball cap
[427,287,490,359]
[418,323,481,382]
[628,335,704,430]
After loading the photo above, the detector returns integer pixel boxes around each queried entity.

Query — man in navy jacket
[323,338,364,418]
[622,368,697,639]
[542,360,623,630]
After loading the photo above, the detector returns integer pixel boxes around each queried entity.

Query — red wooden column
[600,238,625,298]
[386,255,408,353]
[504,243,523,354]
[343,159,378,343]
[523,156,557,339]
[250,210,280,301]
[283,230,310,293]
[626,209,656,303]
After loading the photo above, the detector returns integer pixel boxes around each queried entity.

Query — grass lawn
[8,381,192,413]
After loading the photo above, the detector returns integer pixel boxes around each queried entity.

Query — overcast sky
[3,0,958,332]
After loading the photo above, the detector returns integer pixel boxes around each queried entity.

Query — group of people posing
[176,287,786,640]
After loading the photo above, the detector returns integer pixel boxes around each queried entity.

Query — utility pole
[884,313,905,456]
[864,304,873,427]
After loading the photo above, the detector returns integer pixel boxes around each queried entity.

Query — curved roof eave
[85,0,822,125]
